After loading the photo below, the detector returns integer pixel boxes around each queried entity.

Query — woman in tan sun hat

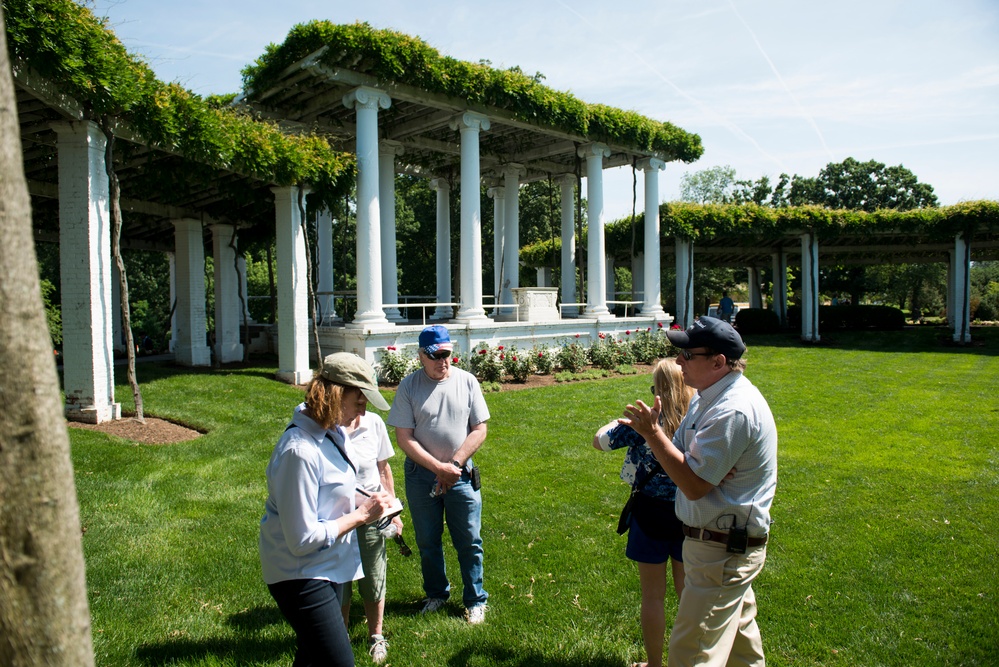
[260,353,395,667]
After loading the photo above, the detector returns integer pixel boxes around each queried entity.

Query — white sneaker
[368,635,388,664]
[465,603,487,625]
[420,597,447,614]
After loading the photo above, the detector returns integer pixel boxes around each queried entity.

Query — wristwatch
[451,459,463,470]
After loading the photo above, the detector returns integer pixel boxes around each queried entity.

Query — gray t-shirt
[387,366,490,462]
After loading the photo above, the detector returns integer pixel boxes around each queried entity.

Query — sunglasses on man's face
[428,350,451,361]
[680,349,716,361]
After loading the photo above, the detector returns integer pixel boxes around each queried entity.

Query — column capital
[379,139,405,157]
[450,111,491,133]
[487,186,506,199]
[208,222,235,234]
[577,142,610,160]
[637,157,666,172]
[502,163,525,179]
[342,86,391,111]
[559,173,577,187]
[429,177,450,192]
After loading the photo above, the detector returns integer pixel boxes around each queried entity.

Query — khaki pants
[667,538,767,667]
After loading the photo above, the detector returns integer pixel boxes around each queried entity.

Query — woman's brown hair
[652,357,695,438]
[303,375,347,430]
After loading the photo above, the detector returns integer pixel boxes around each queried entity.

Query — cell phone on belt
[469,465,481,491]
[726,526,748,554]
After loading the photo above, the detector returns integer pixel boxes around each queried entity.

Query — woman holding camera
[260,353,394,667]
[593,357,694,667]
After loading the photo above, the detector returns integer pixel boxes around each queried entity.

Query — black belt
[682,524,768,547]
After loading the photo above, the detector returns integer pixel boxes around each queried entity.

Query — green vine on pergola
[4,0,354,201]
[242,20,704,164]
[519,200,999,268]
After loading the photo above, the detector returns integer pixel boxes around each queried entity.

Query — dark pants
[268,579,354,667]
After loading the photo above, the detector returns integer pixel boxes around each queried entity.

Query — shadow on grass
[446,640,623,667]
[134,635,292,666]
[225,605,285,631]
[742,325,999,356]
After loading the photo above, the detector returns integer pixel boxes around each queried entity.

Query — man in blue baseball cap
[387,325,491,624]
[624,316,777,666]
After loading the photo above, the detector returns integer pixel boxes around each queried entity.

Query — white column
[316,208,338,324]
[488,186,505,304]
[748,267,763,309]
[379,140,405,322]
[450,112,490,321]
[171,218,212,367]
[946,248,956,328]
[272,186,310,384]
[771,250,788,326]
[431,178,453,320]
[578,143,611,318]
[53,121,120,423]
[560,174,577,316]
[237,255,254,324]
[343,86,391,327]
[800,232,820,342]
[210,224,244,363]
[953,234,971,343]
[637,158,666,317]
[168,251,177,352]
[500,164,524,319]
[675,237,694,329]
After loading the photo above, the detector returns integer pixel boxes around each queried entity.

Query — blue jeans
[404,458,487,607]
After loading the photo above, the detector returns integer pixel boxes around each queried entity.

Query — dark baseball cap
[667,316,746,361]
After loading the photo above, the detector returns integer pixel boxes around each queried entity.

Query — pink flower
[479,349,487,355]
[497,345,504,350]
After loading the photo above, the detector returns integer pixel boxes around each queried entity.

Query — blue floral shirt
[597,424,678,501]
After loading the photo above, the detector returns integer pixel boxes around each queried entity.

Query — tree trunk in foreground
[0,12,96,666]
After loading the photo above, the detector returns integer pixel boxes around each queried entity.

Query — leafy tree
[774,157,938,212]
[679,165,737,204]
[971,261,999,321]
[1,14,96,663]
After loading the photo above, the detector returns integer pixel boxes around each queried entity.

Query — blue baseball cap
[419,325,453,356]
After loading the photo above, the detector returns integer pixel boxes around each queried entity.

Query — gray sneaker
[420,597,447,614]
[465,603,487,625]
[368,634,388,664]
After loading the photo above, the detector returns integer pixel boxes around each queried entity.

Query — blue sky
[92,0,999,219]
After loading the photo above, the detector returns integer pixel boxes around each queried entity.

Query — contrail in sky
[727,0,834,161]
[553,0,787,171]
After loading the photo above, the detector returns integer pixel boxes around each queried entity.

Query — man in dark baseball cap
[666,316,746,361]
[623,314,776,666]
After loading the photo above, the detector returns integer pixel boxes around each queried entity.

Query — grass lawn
[69,326,999,666]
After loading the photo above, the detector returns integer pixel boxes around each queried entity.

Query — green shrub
[627,326,674,362]
[532,346,556,375]
[590,334,634,369]
[502,346,535,383]
[378,347,417,383]
[468,343,504,383]
[555,339,589,373]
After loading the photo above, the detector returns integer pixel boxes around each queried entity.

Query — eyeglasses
[427,350,451,361]
[680,349,716,361]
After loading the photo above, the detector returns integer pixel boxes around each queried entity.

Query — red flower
[512,356,517,361]
[497,345,504,350]
[598,333,606,339]
[386,345,396,351]
[575,333,580,338]
[538,352,543,358]
[657,322,663,328]
[500,354,505,360]
[671,323,681,330]
[452,357,459,363]
[618,339,623,344]
[625,330,631,335]
[647,327,652,332]
[478,349,487,355]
